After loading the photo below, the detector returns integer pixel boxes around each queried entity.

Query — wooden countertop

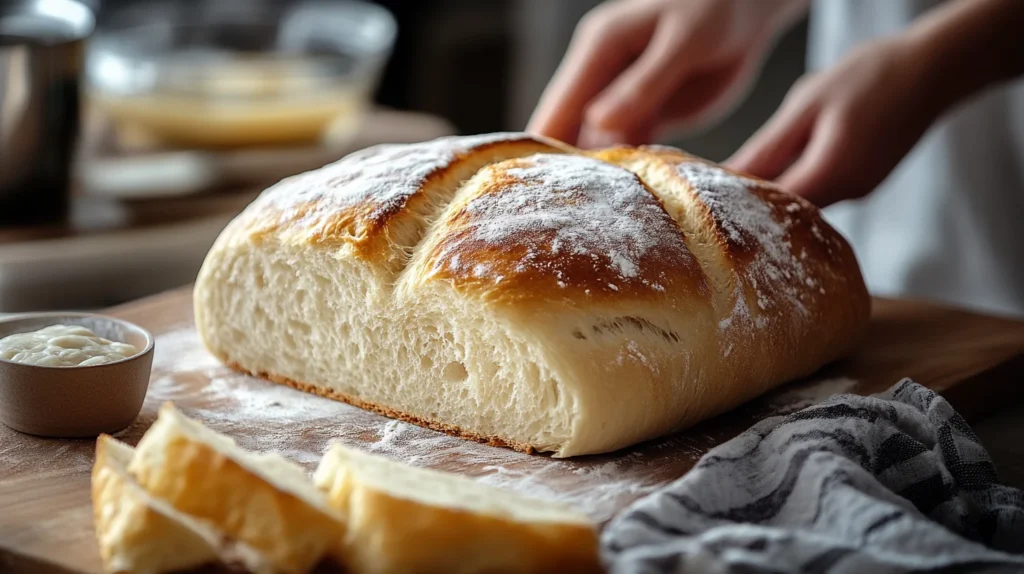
[1,287,1023,573]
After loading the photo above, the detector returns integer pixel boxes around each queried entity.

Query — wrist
[896,30,961,121]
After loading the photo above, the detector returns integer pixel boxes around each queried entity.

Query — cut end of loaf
[196,240,581,455]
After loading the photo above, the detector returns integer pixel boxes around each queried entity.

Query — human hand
[726,36,942,207]
[527,0,807,148]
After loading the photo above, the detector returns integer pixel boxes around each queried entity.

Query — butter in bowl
[85,0,396,149]
[0,313,154,438]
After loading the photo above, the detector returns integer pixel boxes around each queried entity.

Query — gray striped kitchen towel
[602,379,1024,573]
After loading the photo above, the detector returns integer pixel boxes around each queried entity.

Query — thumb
[726,81,818,181]
[776,110,854,207]
[527,3,653,145]
[580,16,707,145]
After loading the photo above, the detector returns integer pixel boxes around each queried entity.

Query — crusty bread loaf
[194,133,870,457]
[127,403,344,574]
[91,435,274,574]
[313,443,601,574]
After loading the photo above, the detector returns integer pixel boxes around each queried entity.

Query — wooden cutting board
[2,287,1023,574]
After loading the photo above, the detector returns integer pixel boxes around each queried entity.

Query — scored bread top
[232,132,866,320]
[592,146,867,323]
[245,133,566,261]
[418,153,710,305]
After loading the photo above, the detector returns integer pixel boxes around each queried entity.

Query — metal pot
[0,0,94,227]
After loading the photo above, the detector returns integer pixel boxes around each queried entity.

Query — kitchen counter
[1,287,1022,573]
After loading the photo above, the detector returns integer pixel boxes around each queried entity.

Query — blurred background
[0,0,807,312]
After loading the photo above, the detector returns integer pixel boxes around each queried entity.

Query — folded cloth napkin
[602,379,1024,574]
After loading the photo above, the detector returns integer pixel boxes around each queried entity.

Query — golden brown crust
[653,145,869,337]
[232,133,865,319]
[243,134,566,261]
[223,359,540,455]
[592,144,870,358]
[420,153,711,306]
[631,145,857,275]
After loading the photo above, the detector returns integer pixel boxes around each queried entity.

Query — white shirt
[809,0,1024,318]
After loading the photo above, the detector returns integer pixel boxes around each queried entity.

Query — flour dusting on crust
[677,162,813,326]
[432,154,699,296]
[254,132,542,234]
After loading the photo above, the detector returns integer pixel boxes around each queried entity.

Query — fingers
[775,110,849,206]
[527,2,653,145]
[579,14,701,147]
[726,78,819,181]
[655,59,750,133]
[733,100,853,207]
[727,72,858,207]
[578,123,655,148]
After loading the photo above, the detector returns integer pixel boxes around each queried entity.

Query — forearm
[903,0,1024,114]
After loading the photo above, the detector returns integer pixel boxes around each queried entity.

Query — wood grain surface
[1,287,1023,574]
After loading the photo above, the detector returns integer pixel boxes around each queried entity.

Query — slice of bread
[313,443,602,574]
[127,403,344,574]
[92,435,273,574]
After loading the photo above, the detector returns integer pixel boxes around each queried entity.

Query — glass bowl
[85,0,396,149]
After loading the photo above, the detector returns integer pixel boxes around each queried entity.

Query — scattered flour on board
[357,417,667,521]
[142,327,669,520]
[150,326,223,373]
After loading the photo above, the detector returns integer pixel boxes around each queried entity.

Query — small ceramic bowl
[0,312,154,438]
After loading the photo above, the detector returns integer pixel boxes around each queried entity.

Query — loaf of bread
[194,133,870,457]
[314,443,601,574]
[127,403,345,574]
[91,435,274,574]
